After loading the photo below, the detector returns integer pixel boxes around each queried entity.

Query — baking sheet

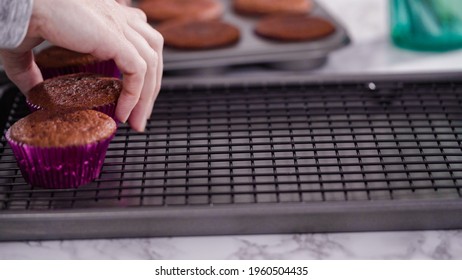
[1,72,462,241]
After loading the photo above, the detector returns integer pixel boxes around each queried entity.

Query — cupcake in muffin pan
[233,0,313,16]
[156,19,240,50]
[255,14,336,42]
[138,0,224,22]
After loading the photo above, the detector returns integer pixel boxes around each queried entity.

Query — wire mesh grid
[1,79,462,213]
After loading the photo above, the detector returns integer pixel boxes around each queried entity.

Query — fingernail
[116,115,128,124]
[116,118,126,124]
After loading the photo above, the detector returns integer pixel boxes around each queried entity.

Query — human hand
[0,0,163,132]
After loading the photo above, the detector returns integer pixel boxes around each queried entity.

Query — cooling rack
[1,73,462,241]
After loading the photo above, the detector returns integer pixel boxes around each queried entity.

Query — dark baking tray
[142,0,350,72]
[1,72,462,241]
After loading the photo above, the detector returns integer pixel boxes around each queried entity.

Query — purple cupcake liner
[5,129,114,189]
[26,100,41,112]
[26,100,116,120]
[94,103,117,120]
[40,60,120,80]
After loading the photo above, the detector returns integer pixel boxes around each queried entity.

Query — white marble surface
[2,0,462,260]
[1,231,462,260]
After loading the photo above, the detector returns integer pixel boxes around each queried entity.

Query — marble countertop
[2,0,462,260]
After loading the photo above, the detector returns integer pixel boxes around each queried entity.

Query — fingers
[108,39,146,126]
[90,6,162,132]
[123,27,158,132]
[0,50,43,94]
[127,14,164,123]
[111,6,163,131]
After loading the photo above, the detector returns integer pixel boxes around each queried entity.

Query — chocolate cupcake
[27,73,122,119]
[234,0,313,16]
[6,109,116,189]
[157,20,240,50]
[138,0,223,22]
[35,46,120,79]
[255,15,336,42]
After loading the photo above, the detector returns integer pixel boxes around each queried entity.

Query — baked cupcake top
[27,73,122,110]
[35,46,99,68]
[234,0,312,16]
[8,109,116,148]
[139,0,223,22]
[157,20,240,50]
[255,15,336,41]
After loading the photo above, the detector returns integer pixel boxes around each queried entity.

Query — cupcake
[255,14,336,42]
[138,0,223,22]
[157,20,240,50]
[35,46,120,79]
[5,109,116,189]
[27,73,122,119]
[233,0,313,16]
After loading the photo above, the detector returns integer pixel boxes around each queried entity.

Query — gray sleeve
[0,0,34,49]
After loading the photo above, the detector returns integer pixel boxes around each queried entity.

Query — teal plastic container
[390,0,462,51]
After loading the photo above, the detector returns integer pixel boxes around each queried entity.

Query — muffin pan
[138,0,350,72]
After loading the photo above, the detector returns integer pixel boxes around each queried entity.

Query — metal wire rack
[1,73,462,240]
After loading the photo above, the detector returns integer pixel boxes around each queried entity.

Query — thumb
[0,50,43,95]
